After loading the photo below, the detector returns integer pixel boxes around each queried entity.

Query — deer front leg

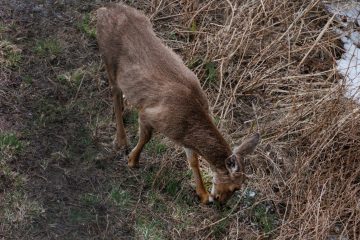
[128,116,153,168]
[104,63,129,150]
[112,87,129,149]
[185,148,210,204]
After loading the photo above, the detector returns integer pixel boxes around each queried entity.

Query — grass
[69,208,93,224]
[164,177,181,197]
[1,0,359,239]
[124,109,139,126]
[213,116,221,125]
[34,99,68,126]
[135,216,165,240]
[253,203,277,235]
[148,191,166,208]
[204,61,217,85]
[34,38,62,57]
[0,40,21,69]
[22,75,33,85]
[2,190,44,224]
[187,57,203,70]
[0,163,25,188]
[78,13,96,39]
[0,23,6,33]
[110,187,132,207]
[0,133,22,152]
[190,20,197,32]
[144,138,167,155]
[5,49,21,68]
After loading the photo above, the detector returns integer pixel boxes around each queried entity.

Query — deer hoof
[198,192,211,205]
[127,154,139,168]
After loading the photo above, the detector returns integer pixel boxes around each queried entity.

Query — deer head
[210,133,260,203]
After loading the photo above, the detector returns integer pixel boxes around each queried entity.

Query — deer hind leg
[184,148,210,204]
[128,114,153,168]
[105,63,128,149]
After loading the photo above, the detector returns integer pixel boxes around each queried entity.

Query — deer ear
[225,155,239,174]
[233,133,260,157]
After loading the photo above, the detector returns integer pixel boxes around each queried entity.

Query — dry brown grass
[145,0,359,238]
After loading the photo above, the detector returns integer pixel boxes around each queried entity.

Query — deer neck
[184,117,232,173]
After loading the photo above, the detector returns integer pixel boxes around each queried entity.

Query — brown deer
[96,3,260,204]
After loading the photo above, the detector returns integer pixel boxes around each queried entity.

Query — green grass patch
[22,75,33,85]
[135,216,165,240]
[35,99,68,126]
[164,177,181,197]
[144,167,157,187]
[1,190,44,224]
[0,163,26,189]
[190,20,197,32]
[78,13,96,39]
[168,31,177,40]
[171,204,191,224]
[0,133,22,152]
[69,208,93,224]
[34,38,62,57]
[124,109,138,125]
[56,74,68,84]
[71,68,85,84]
[0,23,6,33]
[144,138,167,155]
[212,218,230,238]
[213,116,221,125]
[110,187,132,207]
[66,125,95,161]
[253,203,277,234]
[1,40,22,69]
[80,193,101,206]
[147,191,167,212]
[56,68,86,92]
[205,61,217,85]
[5,49,21,68]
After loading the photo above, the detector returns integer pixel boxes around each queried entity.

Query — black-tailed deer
[96,4,260,204]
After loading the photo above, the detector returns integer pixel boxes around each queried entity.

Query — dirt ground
[1,0,359,239]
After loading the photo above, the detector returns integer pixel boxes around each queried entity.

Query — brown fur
[96,3,259,204]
